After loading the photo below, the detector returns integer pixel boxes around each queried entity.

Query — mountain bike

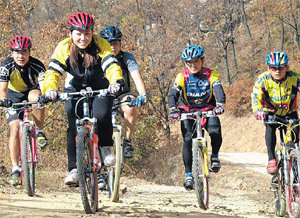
[107,96,136,202]
[53,88,114,214]
[7,100,44,196]
[180,110,216,210]
[267,114,300,217]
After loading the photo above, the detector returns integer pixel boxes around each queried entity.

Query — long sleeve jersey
[168,67,226,111]
[252,70,300,116]
[42,34,123,93]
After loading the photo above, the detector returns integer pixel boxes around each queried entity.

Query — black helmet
[100,26,122,42]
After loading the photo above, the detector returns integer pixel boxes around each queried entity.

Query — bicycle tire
[77,127,98,214]
[192,139,209,209]
[21,125,34,196]
[286,148,300,218]
[108,131,121,202]
[274,166,286,217]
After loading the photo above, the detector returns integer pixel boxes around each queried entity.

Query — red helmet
[66,12,94,30]
[9,35,31,51]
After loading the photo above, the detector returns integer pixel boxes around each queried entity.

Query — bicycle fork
[19,122,37,165]
[196,137,210,180]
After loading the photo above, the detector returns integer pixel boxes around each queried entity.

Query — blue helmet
[99,26,122,42]
[266,50,289,68]
[181,45,205,61]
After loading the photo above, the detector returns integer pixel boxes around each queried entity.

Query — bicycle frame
[267,114,300,217]
[181,111,212,178]
[19,108,37,167]
[75,99,101,172]
[268,115,300,186]
[7,100,42,196]
[180,110,216,210]
[111,97,136,165]
[57,88,108,213]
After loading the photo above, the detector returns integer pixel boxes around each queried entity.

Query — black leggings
[265,112,299,161]
[65,95,113,171]
[181,117,222,173]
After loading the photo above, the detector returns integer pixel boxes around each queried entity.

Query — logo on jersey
[0,67,9,77]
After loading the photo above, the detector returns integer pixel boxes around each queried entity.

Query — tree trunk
[224,49,231,85]
[262,6,272,51]
[291,13,300,48]
[280,16,285,51]
[239,0,252,41]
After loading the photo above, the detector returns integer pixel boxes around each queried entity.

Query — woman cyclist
[252,50,300,174]
[168,45,226,190]
[42,12,123,186]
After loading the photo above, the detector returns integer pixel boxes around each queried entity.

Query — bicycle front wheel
[192,139,209,209]
[77,127,98,214]
[108,131,122,202]
[286,149,300,218]
[274,166,286,217]
[21,125,35,196]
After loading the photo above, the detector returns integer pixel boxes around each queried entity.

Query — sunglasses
[269,66,286,71]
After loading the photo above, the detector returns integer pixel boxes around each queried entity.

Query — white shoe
[101,146,115,166]
[64,169,78,185]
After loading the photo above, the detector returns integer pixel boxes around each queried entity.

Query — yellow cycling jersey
[42,34,123,93]
[252,70,300,116]
[0,57,45,93]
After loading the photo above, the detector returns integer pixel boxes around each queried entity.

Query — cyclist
[252,50,300,174]
[0,35,47,186]
[100,26,147,159]
[42,12,124,186]
[168,45,226,190]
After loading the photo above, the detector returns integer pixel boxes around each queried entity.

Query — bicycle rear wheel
[192,139,209,209]
[286,149,300,218]
[77,127,98,214]
[107,131,122,202]
[21,125,35,196]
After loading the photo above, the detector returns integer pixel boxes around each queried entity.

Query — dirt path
[0,152,275,218]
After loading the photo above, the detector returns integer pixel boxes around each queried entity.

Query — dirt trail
[0,152,276,218]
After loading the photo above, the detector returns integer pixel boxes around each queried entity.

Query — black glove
[0,98,13,108]
[38,95,51,104]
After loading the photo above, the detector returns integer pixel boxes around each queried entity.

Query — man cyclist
[42,12,124,186]
[0,35,47,186]
[252,50,300,174]
[100,26,147,159]
[168,45,226,190]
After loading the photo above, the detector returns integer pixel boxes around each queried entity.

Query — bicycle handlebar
[11,101,40,107]
[39,88,110,104]
[265,114,300,125]
[112,98,136,110]
[59,88,109,101]
[180,110,216,120]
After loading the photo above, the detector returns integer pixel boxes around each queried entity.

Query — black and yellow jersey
[168,67,226,111]
[42,34,123,93]
[252,70,300,116]
[0,57,45,93]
